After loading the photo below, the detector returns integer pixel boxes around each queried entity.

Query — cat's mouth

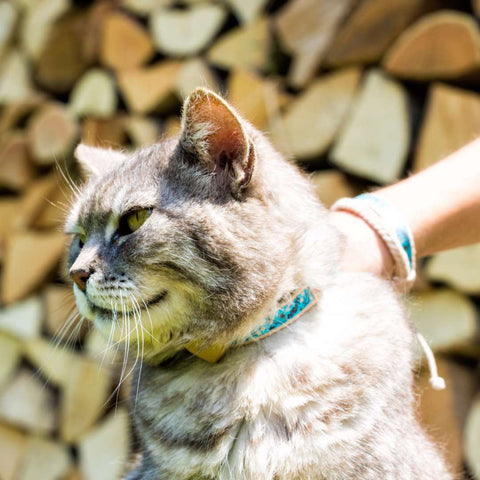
[87,290,168,317]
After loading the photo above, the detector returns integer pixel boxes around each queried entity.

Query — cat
[66,88,453,480]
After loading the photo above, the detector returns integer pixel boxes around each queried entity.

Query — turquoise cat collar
[331,194,416,292]
[185,287,320,363]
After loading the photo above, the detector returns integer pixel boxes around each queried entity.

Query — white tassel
[416,332,446,391]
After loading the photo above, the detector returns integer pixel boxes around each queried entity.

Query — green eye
[78,233,86,247]
[118,208,152,237]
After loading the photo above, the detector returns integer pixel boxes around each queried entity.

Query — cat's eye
[117,208,152,237]
[78,233,86,248]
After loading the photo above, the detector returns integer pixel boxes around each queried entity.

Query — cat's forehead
[67,145,171,231]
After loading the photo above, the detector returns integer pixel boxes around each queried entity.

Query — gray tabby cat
[66,88,452,480]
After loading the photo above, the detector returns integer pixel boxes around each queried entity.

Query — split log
[2,232,66,304]
[14,174,58,230]
[409,288,479,356]
[325,0,436,67]
[0,334,21,391]
[175,58,219,100]
[60,358,112,442]
[100,11,154,70]
[330,69,410,184]
[208,17,271,72]
[0,99,43,134]
[150,4,227,57]
[164,116,181,138]
[0,198,19,260]
[0,423,26,480]
[82,117,127,148]
[310,170,360,208]
[0,369,56,434]
[0,132,35,191]
[43,285,83,341]
[0,49,35,104]
[69,69,118,119]
[117,61,181,114]
[383,10,480,80]
[16,436,72,480]
[23,338,76,388]
[474,0,480,18]
[426,244,480,295]
[27,103,79,166]
[124,116,160,147]
[465,396,480,480]
[0,1,18,56]
[414,83,480,171]
[271,67,360,159]
[20,0,69,60]
[120,0,170,16]
[34,176,74,229]
[0,296,43,340]
[79,409,130,480]
[417,357,477,476]
[225,0,268,24]
[275,0,354,88]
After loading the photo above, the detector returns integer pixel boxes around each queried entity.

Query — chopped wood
[164,116,181,138]
[0,334,21,391]
[465,396,480,479]
[60,358,112,442]
[117,60,181,114]
[409,288,479,356]
[0,49,35,104]
[23,338,76,387]
[100,11,154,70]
[417,357,476,476]
[0,369,56,434]
[82,117,127,148]
[121,0,170,16]
[414,83,480,171]
[150,4,227,57]
[2,232,66,304]
[0,99,44,134]
[228,69,288,130]
[325,0,436,67]
[20,0,70,61]
[35,11,93,94]
[124,116,160,147]
[309,170,361,208]
[474,0,480,18]
[383,10,480,80]
[426,244,480,295]
[225,0,268,24]
[43,285,82,341]
[208,17,271,72]
[271,67,360,159]
[34,176,73,229]
[27,103,79,165]
[0,423,26,480]
[331,69,410,184]
[0,199,18,259]
[175,58,219,100]
[0,296,43,340]
[0,1,18,56]
[69,69,118,119]
[0,132,35,191]
[79,408,130,480]
[17,436,72,480]
[275,0,354,88]
[14,174,58,230]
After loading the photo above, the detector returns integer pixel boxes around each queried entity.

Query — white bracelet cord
[331,196,446,391]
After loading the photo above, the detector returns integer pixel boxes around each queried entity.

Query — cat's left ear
[74,144,128,179]
[180,88,255,194]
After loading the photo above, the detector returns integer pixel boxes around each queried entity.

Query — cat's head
[66,88,336,361]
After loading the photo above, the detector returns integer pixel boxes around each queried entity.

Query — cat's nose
[70,268,91,292]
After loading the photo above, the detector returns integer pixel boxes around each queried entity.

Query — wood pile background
[0,0,479,478]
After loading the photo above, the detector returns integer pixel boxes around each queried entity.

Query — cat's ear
[74,144,128,179]
[180,88,255,194]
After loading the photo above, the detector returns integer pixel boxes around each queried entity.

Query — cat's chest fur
[129,274,446,480]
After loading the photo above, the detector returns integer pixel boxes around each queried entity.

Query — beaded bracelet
[331,193,416,293]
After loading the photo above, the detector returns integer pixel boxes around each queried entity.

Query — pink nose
[70,269,91,292]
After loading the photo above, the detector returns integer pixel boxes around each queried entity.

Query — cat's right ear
[74,144,128,179]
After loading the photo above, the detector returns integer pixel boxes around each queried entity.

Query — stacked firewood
[0,0,479,479]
